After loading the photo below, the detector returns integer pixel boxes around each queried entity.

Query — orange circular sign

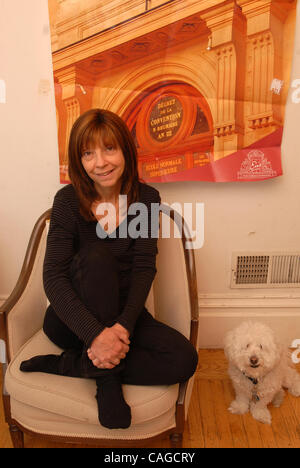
[148,96,183,143]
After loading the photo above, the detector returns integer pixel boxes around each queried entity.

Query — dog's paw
[228,400,249,415]
[272,389,285,408]
[251,406,272,425]
[288,382,300,397]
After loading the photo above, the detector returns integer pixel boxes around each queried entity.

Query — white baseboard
[198,293,300,349]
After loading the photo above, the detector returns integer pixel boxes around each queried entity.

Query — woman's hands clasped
[87,323,130,369]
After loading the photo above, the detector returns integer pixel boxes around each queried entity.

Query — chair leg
[9,425,24,448]
[169,432,183,448]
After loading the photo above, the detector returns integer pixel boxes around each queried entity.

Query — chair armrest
[0,339,6,365]
[0,209,51,317]
[156,205,199,347]
[0,209,51,361]
[156,206,199,427]
[0,313,10,425]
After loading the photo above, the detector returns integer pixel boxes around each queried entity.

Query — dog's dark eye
[260,344,263,349]
[246,344,250,349]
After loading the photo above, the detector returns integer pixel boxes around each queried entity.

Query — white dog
[224,321,300,424]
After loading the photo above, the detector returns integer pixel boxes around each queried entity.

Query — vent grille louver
[231,253,300,288]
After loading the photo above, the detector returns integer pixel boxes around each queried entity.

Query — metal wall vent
[231,253,300,288]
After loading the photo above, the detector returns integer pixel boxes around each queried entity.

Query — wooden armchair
[0,205,198,448]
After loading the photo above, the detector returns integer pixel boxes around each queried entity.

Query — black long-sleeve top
[43,182,161,347]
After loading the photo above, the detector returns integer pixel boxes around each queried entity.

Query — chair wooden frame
[0,205,199,448]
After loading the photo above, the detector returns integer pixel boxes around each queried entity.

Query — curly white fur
[224,321,300,424]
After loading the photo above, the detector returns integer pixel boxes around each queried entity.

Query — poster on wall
[47,0,297,184]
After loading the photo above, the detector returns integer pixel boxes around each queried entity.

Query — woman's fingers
[87,346,127,363]
[89,355,120,369]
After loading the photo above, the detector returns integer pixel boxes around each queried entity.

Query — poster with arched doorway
[123,82,214,182]
[48,0,297,183]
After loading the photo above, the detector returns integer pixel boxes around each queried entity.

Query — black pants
[43,242,198,386]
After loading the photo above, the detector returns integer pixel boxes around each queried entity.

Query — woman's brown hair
[68,108,140,221]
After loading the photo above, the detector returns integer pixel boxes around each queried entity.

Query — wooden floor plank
[182,381,205,448]
[281,393,300,448]
[287,395,300,447]
[211,380,234,448]
[270,400,293,448]
[256,416,278,449]
[241,412,264,448]
[222,379,249,448]
[197,380,220,448]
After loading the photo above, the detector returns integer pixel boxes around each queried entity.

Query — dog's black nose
[250,356,259,365]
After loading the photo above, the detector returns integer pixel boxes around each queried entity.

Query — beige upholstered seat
[1,205,199,448]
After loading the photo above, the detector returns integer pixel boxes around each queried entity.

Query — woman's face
[81,137,125,197]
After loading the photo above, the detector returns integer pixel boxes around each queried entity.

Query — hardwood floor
[1,350,300,448]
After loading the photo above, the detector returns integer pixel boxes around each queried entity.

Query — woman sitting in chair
[20,108,198,429]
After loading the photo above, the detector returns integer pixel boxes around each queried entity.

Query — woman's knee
[173,340,198,382]
[70,241,119,295]
[134,317,198,383]
[43,306,83,350]
[70,241,118,277]
[160,323,198,381]
[156,326,198,383]
[69,242,120,321]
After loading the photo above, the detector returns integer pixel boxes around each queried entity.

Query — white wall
[0,0,61,298]
[154,3,300,347]
[1,0,300,347]
[153,92,300,346]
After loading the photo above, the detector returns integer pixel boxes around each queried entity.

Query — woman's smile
[95,169,114,177]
